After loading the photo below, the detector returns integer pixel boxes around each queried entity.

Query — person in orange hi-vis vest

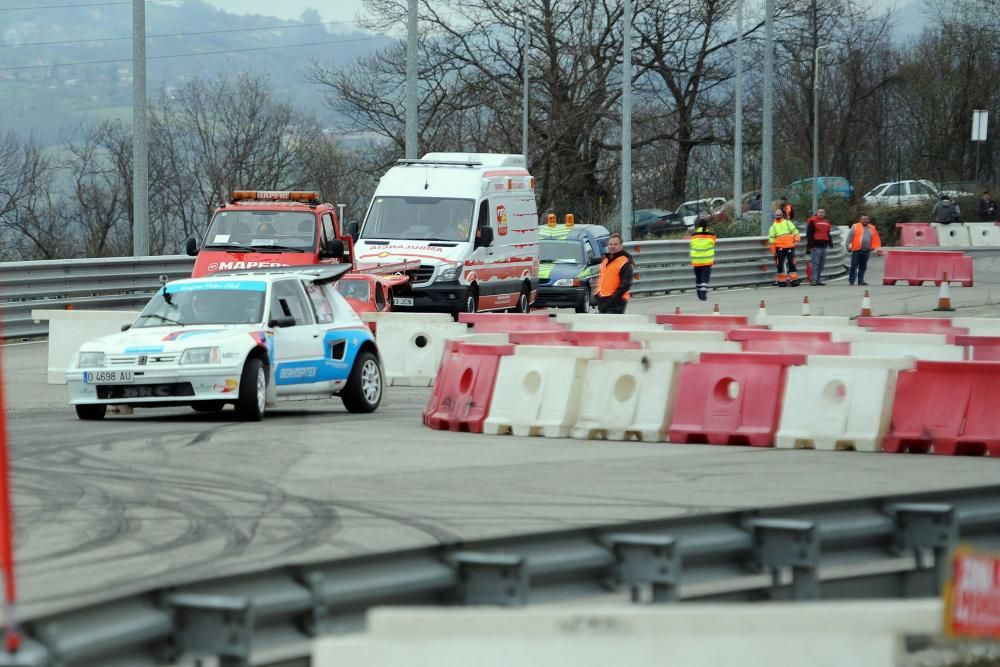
[768,208,801,286]
[596,232,634,313]
[846,215,881,286]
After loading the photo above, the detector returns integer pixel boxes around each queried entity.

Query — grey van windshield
[361,197,476,242]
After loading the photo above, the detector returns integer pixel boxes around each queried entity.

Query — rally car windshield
[361,196,475,242]
[134,284,266,327]
[204,210,316,250]
[336,278,371,302]
[540,240,585,264]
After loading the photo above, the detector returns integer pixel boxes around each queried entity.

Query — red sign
[496,205,508,236]
[944,546,1000,639]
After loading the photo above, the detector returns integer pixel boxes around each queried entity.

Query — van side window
[321,213,336,244]
[477,200,490,231]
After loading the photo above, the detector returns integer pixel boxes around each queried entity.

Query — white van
[352,153,540,315]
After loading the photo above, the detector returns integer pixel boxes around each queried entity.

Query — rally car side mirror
[184,236,199,256]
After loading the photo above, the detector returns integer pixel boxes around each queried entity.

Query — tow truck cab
[186,190,354,277]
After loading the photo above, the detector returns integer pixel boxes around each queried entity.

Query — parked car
[676,198,728,227]
[67,266,385,421]
[863,179,939,207]
[608,208,686,237]
[535,221,609,312]
[784,177,854,203]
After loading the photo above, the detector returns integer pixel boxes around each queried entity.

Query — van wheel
[234,357,266,421]
[75,404,107,420]
[576,286,591,313]
[342,351,383,413]
[462,286,478,314]
[509,284,530,313]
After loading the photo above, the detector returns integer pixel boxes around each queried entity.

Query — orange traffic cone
[674,306,681,315]
[758,300,767,318]
[860,290,872,317]
[801,296,811,316]
[934,272,955,312]
[712,303,720,316]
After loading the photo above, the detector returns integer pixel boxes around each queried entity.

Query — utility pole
[734,1,743,220]
[405,0,418,159]
[620,0,633,242]
[522,0,529,159]
[811,45,829,217]
[131,0,149,257]
[760,0,774,236]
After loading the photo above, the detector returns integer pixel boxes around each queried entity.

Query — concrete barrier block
[32,309,140,384]
[965,222,1000,247]
[931,223,971,247]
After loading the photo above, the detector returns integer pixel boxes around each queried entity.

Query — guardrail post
[750,518,820,600]
[889,503,957,595]
[450,552,528,606]
[0,639,53,667]
[293,570,329,637]
[170,593,253,667]
[603,534,680,603]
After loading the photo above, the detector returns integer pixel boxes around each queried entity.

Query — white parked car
[862,179,939,207]
[68,266,384,421]
[676,197,728,227]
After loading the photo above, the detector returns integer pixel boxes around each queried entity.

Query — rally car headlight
[180,347,221,364]
[553,278,580,287]
[438,263,462,281]
[78,352,105,368]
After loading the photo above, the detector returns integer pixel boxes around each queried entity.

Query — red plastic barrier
[656,314,749,327]
[739,339,850,355]
[883,360,1000,456]
[856,316,968,341]
[895,222,939,247]
[882,249,974,287]
[458,313,566,333]
[955,335,1000,361]
[668,352,807,447]
[727,328,832,343]
[423,341,514,433]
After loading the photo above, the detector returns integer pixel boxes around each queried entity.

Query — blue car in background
[535,222,609,312]
[785,177,854,203]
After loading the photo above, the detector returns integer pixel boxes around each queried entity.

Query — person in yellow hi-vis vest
[689,213,716,301]
[768,208,801,287]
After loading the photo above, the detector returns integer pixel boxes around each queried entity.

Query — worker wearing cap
[768,208,801,286]
[689,213,716,301]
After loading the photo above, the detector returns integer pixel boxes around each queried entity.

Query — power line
[0,19,363,49]
[0,1,131,10]
[0,35,391,72]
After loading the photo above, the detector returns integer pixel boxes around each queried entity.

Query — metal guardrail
[0,256,195,338]
[3,485,998,666]
[627,231,848,296]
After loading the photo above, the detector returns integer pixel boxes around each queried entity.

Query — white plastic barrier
[554,313,650,326]
[483,345,597,437]
[932,223,971,247]
[632,330,741,353]
[832,330,948,345]
[753,315,853,330]
[454,333,510,344]
[374,313,468,386]
[965,222,1000,247]
[849,341,963,361]
[776,356,914,451]
[572,348,695,441]
[33,309,140,384]
[567,321,665,332]
[953,317,1000,335]
[314,600,942,667]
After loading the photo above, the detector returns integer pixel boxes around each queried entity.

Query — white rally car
[68,266,384,421]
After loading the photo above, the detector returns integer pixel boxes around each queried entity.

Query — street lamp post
[734,1,743,220]
[811,44,829,218]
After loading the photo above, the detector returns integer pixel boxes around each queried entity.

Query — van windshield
[204,210,316,251]
[361,196,475,242]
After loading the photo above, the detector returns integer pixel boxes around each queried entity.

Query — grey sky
[205,0,368,26]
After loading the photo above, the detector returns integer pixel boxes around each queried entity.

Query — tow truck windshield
[204,210,316,251]
[361,196,475,242]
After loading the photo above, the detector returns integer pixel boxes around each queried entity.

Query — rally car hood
[539,260,584,285]
[353,240,469,267]
[80,324,262,354]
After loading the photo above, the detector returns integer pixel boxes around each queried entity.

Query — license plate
[393,297,414,306]
[85,370,134,384]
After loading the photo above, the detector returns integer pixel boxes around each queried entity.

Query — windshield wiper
[137,313,185,326]
[248,244,307,252]
[204,243,253,251]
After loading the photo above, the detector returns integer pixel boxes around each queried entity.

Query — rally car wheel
[341,351,382,413]
[234,358,266,421]
[576,286,591,313]
[75,404,107,420]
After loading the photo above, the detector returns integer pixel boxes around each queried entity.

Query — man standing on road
[806,208,833,286]
[596,232,634,313]
[932,194,961,225]
[768,208,801,287]
[846,215,881,286]
[979,191,998,221]
[689,213,716,301]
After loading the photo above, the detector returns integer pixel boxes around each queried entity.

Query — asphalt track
[5,255,1000,620]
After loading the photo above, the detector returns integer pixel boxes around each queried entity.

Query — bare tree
[0,132,68,260]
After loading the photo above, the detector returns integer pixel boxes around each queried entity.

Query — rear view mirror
[184,236,199,256]
[321,238,345,260]
[346,221,359,241]
[121,323,131,332]
[475,226,494,248]
[588,256,603,266]
[268,316,296,328]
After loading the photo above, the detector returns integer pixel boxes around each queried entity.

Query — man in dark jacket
[596,232,634,314]
[979,192,998,221]
[932,194,961,224]
[805,208,833,285]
